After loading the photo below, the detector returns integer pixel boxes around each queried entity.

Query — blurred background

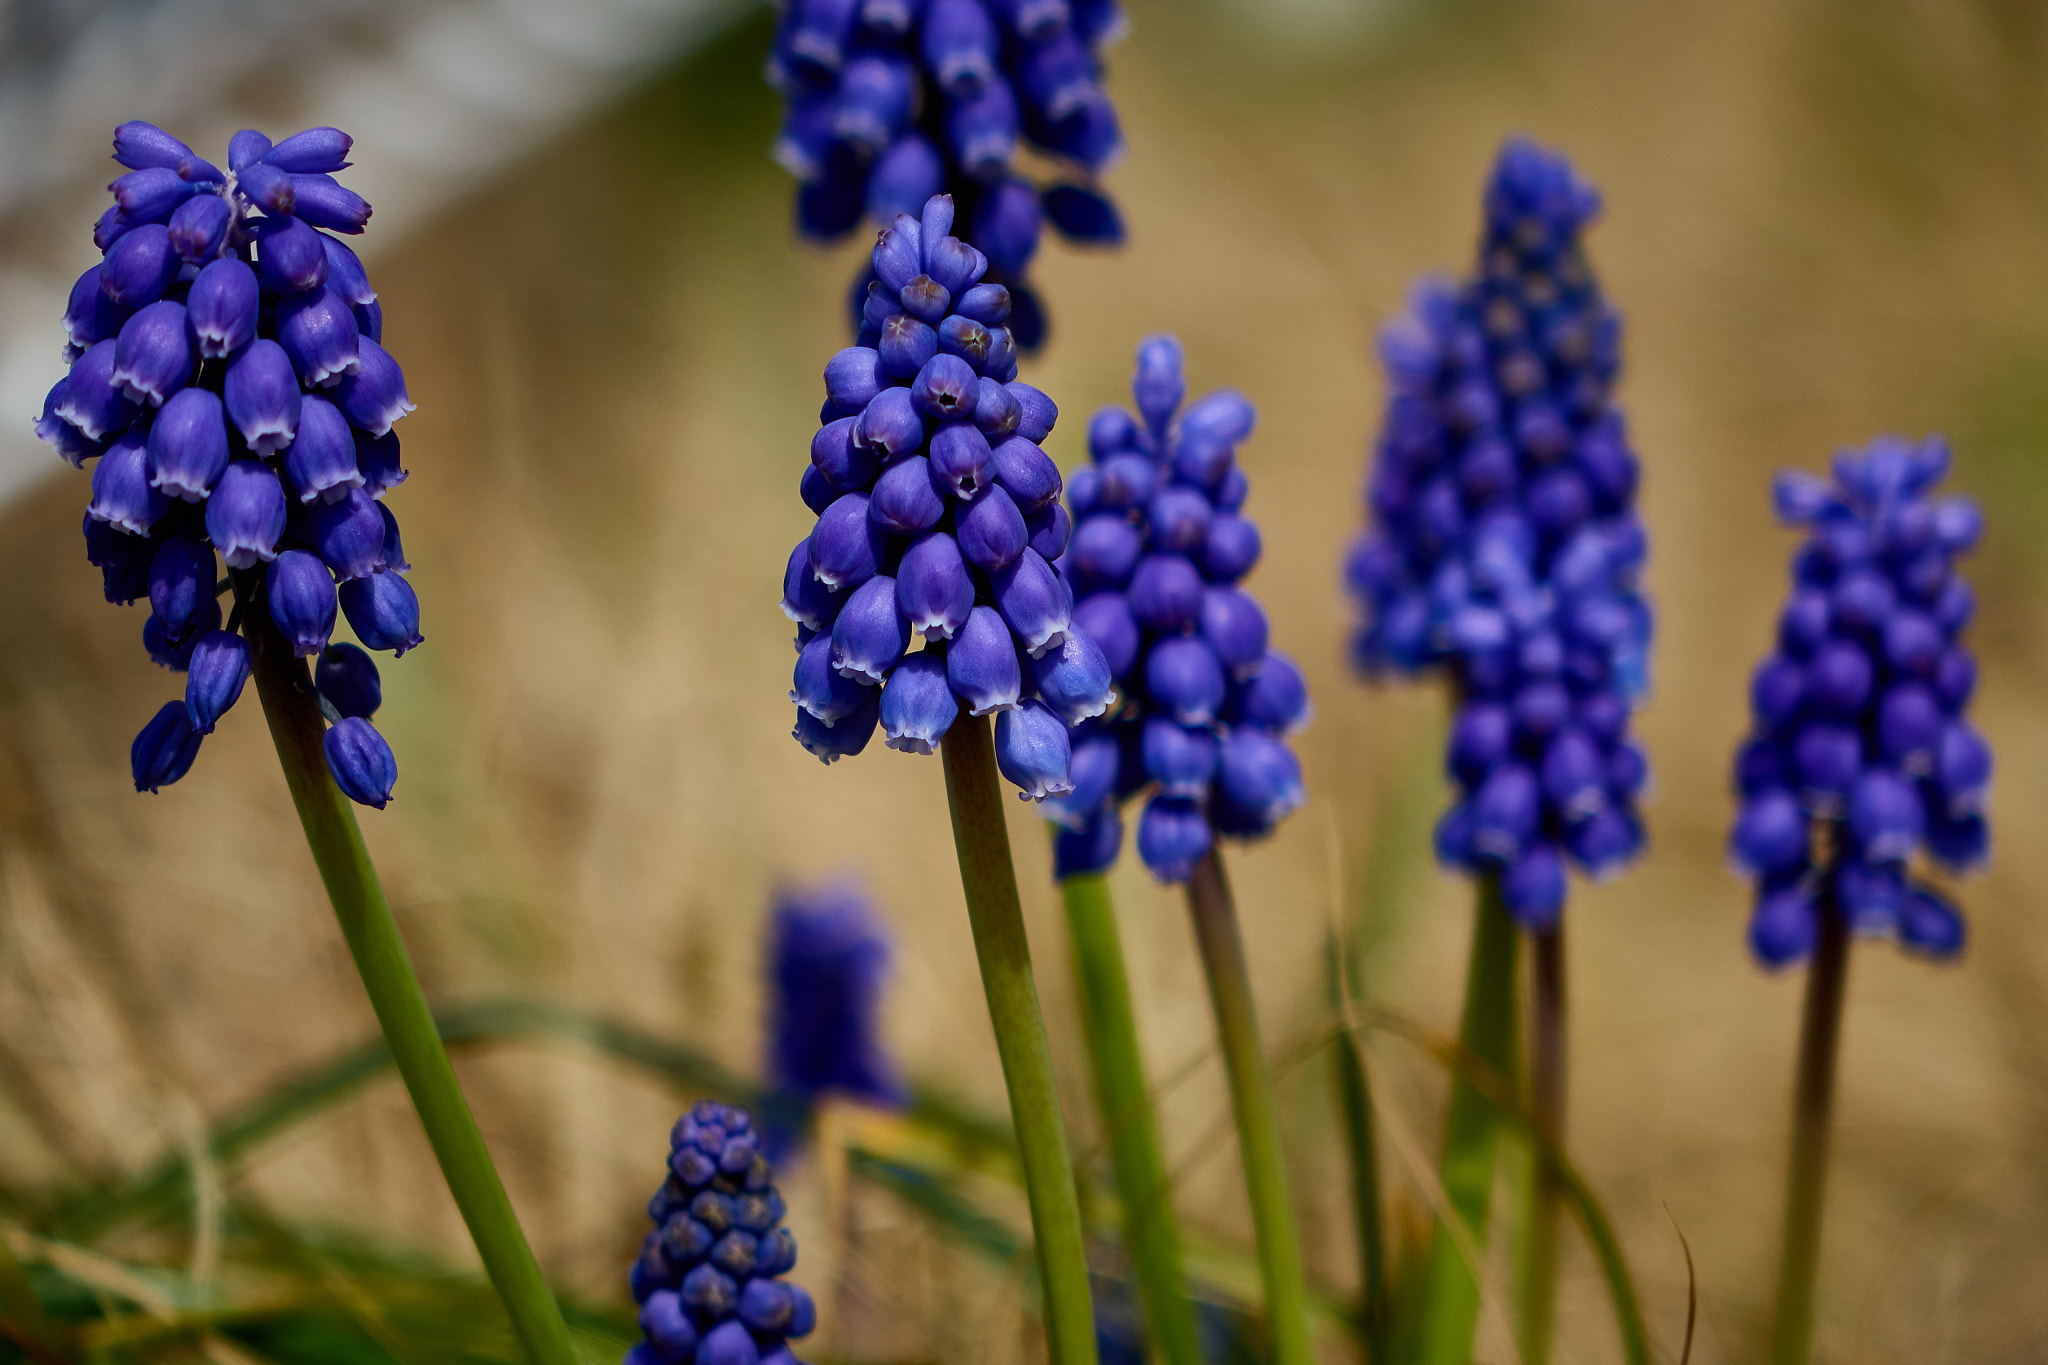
[4,0,2048,1361]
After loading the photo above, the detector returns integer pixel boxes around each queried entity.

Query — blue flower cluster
[1343,139,1649,930]
[783,194,1114,799]
[36,122,419,809]
[1045,336,1309,884]
[766,0,1126,350]
[766,880,904,1112]
[629,1103,816,1365]
[1730,438,1988,966]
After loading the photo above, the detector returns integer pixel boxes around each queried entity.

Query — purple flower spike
[268,550,337,656]
[324,716,396,808]
[205,460,288,568]
[132,702,203,793]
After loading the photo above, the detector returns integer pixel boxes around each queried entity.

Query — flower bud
[929,420,993,496]
[946,605,1020,714]
[110,300,193,407]
[90,426,168,535]
[277,287,361,387]
[780,537,846,632]
[268,549,337,656]
[1137,795,1210,882]
[994,699,1073,800]
[1804,638,1872,718]
[356,427,407,497]
[308,487,388,580]
[957,284,1012,327]
[867,133,944,223]
[869,455,945,534]
[830,574,911,685]
[824,346,886,413]
[187,257,260,358]
[224,339,302,453]
[316,642,382,719]
[1140,718,1214,798]
[60,340,141,441]
[1471,762,1539,864]
[809,492,884,590]
[1026,502,1070,561]
[794,690,880,763]
[1132,334,1184,434]
[255,214,329,291]
[973,178,1041,277]
[877,313,937,380]
[1200,587,1269,677]
[1127,554,1203,635]
[811,416,876,492]
[957,482,1027,573]
[265,126,354,173]
[938,313,991,367]
[1006,382,1057,442]
[910,353,978,421]
[993,548,1069,657]
[144,388,229,500]
[1234,651,1310,733]
[895,531,974,640]
[290,177,372,234]
[792,630,869,725]
[1790,723,1860,805]
[324,716,397,808]
[132,701,203,792]
[1145,635,1226,726]
[167,193,232,263]
[205,459,287,567]
[1029,629,1113,723]
[183,630,251,732]
[1500,843,1566,931]
[339,571,423,654]
[148,537,214,641]
[102,224,179,306]
[1069,514,1141,589]
[336,337,413,435]
[284,394,366,504]
[880,651,957,754]
[320,234,375,306]
[990,436,1060,514]
[972,376,1020,437]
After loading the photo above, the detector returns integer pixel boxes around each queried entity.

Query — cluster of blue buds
[629,1103,816,1365]
[36,122,418,809]
[1730,438,1987,966]
[1045,336,1309,884]
[766,0,1126,349]
[782,193,1115,799]
[766,881,904,1114]
[1343,139,1649,930]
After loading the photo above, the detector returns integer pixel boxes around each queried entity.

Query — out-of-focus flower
[765,879,905,1135]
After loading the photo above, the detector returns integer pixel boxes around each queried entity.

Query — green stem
[1518,926,1566,1365]
[939,712,1098,1365]
[1325,934,1388,1359]
[245,600,576,1365]
[1059,871,1203,1365]
[1412,875,1521,1365]
[1769,895,1850,1365]
[1183,850,1314,1365]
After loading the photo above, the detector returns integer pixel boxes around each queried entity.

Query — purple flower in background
[36,121,417,807]
[1729,437,1986,966]
[783,194,1114,796]
[628,1102,818,1365]
[766,0,1127,351]
[1344,138,1649,930]
[765,880,905,1141]
[1045,335,1309,884]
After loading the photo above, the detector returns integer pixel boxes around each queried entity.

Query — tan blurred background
[5,0,2048,1361]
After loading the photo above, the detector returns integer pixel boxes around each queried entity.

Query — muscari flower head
[1730,437,1986,968]
[1042,335,1309,884]
[1343,138,1648,931]
[628,1102,817,1365]
[766,0,1127,351]
[784,193,1115,797]
[765,879,905,1119]
[40,122,417,808]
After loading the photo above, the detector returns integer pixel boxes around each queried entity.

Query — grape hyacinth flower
[1737,438,1987,1365]
[766,0,1127,350]
[783,193,1114,793]
[763,880,905,1153]
[37,121,418,809]
[1046,334,1309,883]
[1341,138,1645,1365]
[628,1103,817,1365]
[38,123,577,1365]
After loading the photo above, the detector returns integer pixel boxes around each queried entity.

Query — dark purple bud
[1070,514,1141,589]
[781,537,846,631]
[1776,588,1830,659]
[1567,805,1641,874]
[1128,554,1203,635]
[938,313,991,367]
[1933,722,1991,817]
[930,421,994,497]
[1217,467,1251,513]
[1749,656,1804,729]
[880,651,957,753]
[132,701,203,792]
[317,643,382,719]
[1030,629,1114,723]
[204,460,287,567]
[1137,795,1211,883]
[277,287,361,387]
[1804,638,1872,719]
[947,80,1019,176]
[1146,635,1226,726]
[972,377,1020,438]
[995,700,1073,801]
[253,216,330,295]
[1875,682,1940,771]
[825,346,887,412]
[1791,723,1861,806]
[356,428,406,497]
[737,1279,796,1338]
[958,482,1028,572]
[948,605,1022,714]
[800,464,834,514]
[224,340,302,454]
[911,353,978,421]
[237,159,296,214]
[1055,808,1123,877]
[288,175,371,234]
[324,716,396,808]
[983,325,1019,382]
[995,548,1071,659]
[1200,587,1268,677]
[1831,568,1894,634]
[795,690,881,762]
[1448,701,1511,788]
[694,1321,759,1365]
[1540,728,1607,821]
[284,395,364,504]
[93,206,130,252]
[166,193,232,263]
[140,388,226,501]
[268,550,337,656]
[899,274,951,325]
[102,224,180,306]
[1067,465,1102,517]
[1095,453,1156,510]
[974,178,1041,278]
[319,234,375,307]
[1089,407,1141,458]
[1749,883,1817,967]
[87,514,156,603]
[1932,646,1975,713]
[36,381,103,467]
[1044,183,1124,244]
[1046,728,1123,828]
[336,337,414,435]
[895,530,974,639]
[110,301,192,407]
[1847,768,1923,864]
[1008,382,1058,442]
[809,492,884,590]
[1073,591,1139,680]
[857,386,925,459]
[228,130,273,171]
[339,572,423,654]
[1471,762,1540,864]
[1141,489,1207,557]
[61,340,141,441]
[183,630,250,733]
[1895,886,1964,957]
[1835,859,1904,934]
[1731,787,1806,877]
[925,0,998,92]
[878,313,937,380]
[958,284,1012,327]
[309,488,388,580]
[872,215,923,292]
[1131,335,1184,435]
[89,426,167,535]
[63,265,121,351]
[1926,809,1987,871]
[1142,718,1216,797]
[831,574,912,685]
[113,122,197,171]
[262,127,354,174]
[1234,651,1310,733]
[1880,610,1942,676]
[870,456,946,534]
[832,53,916,155]
[184,257,259,359]
[989,436,1060,514]
[148,536,214,641]
[1500,843,1566,931]
[1027,503,1070,561]
[867,134,945,223]
[792,629,869,724]
[640,1293,699,1362]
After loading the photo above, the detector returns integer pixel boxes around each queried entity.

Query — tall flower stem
[939,711,1098,1365]
[1060,871,1204,1365]
[1769,894,1851,1365]
[1518,926,1566,1365]
[1413,875,1521,1365]
[1183,851,1314,1365]
[244,600,576,1365]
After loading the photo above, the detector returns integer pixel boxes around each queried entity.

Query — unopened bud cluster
[37,122,418,808]
[1344,139,1650,929]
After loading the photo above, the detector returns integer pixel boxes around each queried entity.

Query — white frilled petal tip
[967,696,1019,717]
[885,736,937,755]
[1015,778,1077,802]
[833,662,888,688]
[1022,629,1067,660]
